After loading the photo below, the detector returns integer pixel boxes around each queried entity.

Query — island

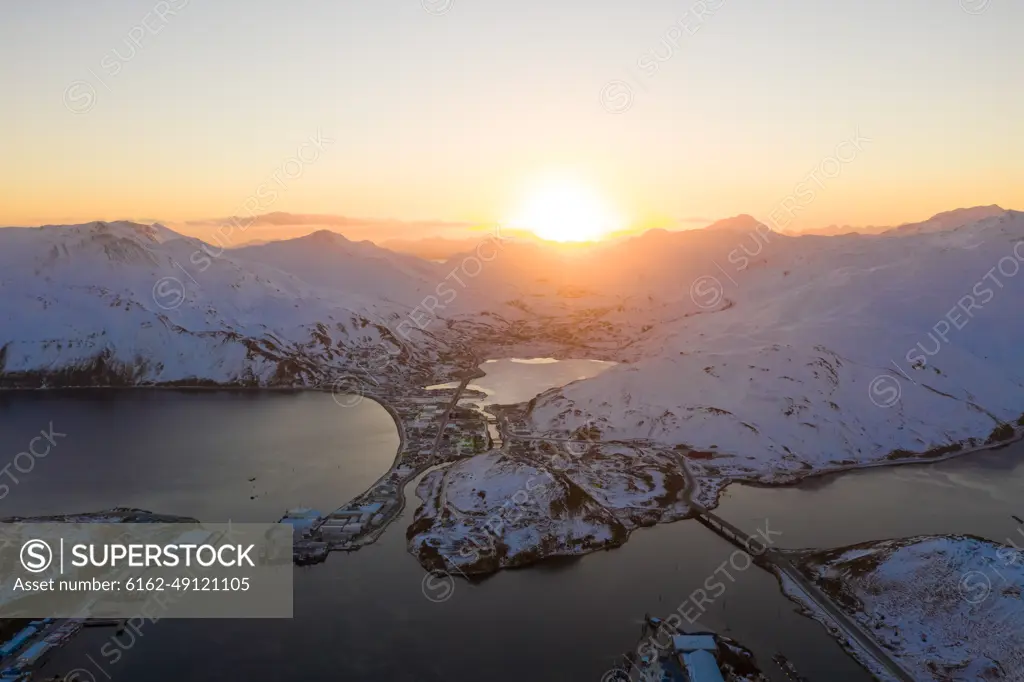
[782,535,1024,680]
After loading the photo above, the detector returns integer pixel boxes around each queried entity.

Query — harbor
[0,619,89,681]
[286,368,490,564]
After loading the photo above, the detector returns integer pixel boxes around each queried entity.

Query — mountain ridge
[2,208,1022,493]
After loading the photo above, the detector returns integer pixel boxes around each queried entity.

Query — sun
[508,178,623,242]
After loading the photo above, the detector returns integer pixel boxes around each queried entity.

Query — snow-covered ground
[525,209,1024,490]
[403,207,1024,573]
[3,209,1023,494]
[789,535,1024,681]
[407,442,689,574]
[6,210,1023,676]
[407,451,625,574]
[0,221,463,387]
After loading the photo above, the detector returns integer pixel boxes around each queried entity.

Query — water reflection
[717,440,1024,549]
[461,357,615,406]
[0,390,399,522]
[14,382,1024,681]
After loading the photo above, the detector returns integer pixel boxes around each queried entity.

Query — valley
[2,208,1024,679]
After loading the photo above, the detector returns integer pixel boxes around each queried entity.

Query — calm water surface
[716,442,1024,549]
[465,358,617,406]
[0,390,398,522]
[430,357,617,443]
[5,366,1021,682]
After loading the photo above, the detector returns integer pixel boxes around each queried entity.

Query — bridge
[691,506,775,568]
[692,506,916,682]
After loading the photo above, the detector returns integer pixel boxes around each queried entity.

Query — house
[12,641,51,671]
[679,650,725,682]
[671,635,717,652]
[280,508,322,534]
[671,634,724,682]
[0,627,37,658]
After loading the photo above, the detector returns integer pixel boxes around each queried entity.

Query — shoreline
[297,358,484,556]
[6,372,1022,680]
[708,423,1024,508]
[4,382,1022,513]
[774,534,1024,681]
[339,373,477,548]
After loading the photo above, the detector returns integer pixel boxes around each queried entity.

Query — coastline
[703,422,1024,510]
[5,368,1022,680]
[4,376,1022,567]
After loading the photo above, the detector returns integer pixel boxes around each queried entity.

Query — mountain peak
[889,205,1008,236]
[703,214,768,233]
[928,205,1004,220]
[304,229,349,245]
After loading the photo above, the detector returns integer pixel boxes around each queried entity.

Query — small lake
[429,357,617,444]
[465,358,617,406]
[7,361,1023,682]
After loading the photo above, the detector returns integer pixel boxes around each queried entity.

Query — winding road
[694,507,916,682]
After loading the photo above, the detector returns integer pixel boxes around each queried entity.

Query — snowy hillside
[886,205,1009,236]
[407,443,689,574]
[0,221,461,387]
[524,210,1024,490]
[233,230,446,307]
[792,535,1024,680]
[3,210,1022,486]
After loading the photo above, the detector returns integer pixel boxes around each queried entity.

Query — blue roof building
[671,634,717,652]
[680,649,725,682]
[0,628,37,659]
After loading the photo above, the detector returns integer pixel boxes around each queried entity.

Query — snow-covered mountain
[233,230,445,307]
[524,209,1024,492]
[886,205,1008,236]
[779,206,1009,238]
[0,221,460,387]
[2,209,1022,491]
[792,535,1024,680]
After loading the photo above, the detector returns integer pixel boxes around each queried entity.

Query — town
[289,371,491,564]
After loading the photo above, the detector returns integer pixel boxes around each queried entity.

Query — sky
[2,0,1022,236]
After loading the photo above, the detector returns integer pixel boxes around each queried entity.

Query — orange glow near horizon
[506,177,624,243]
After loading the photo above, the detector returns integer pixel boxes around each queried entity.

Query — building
[281,507,322,535]
[671,635,717,652]
[680,650,725,682]
[0,627,37,659]
[672,634,724,682]
[11,641,51,671]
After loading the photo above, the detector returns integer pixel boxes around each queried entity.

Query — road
[695,507,916,682]
[773,553,915,682]
[310,370,475,548]
[430,375,473,465]
[368,371,476,536]
[506,419,909,680]
[379,379,913,680]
